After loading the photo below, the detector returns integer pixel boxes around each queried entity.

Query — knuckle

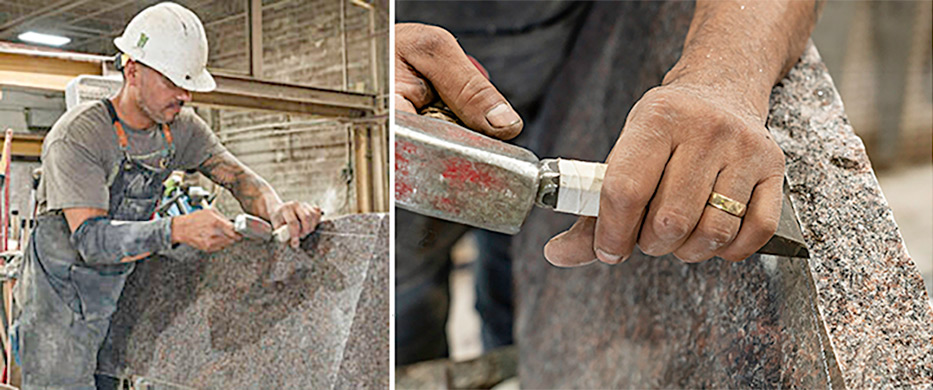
[651,208,692,241]
[457,75,498,109]
[396,79,433,107]
[763,146,786,172]
[400,24,456,57]
[696,223,737,248]
[745,201,781,238]
[636,95,679,127]
[751,211,780,241]
[705,116,746,142]
[601,175,650,212]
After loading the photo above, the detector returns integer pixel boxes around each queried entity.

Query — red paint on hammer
[395,140,417,200]
[440,157,500,190]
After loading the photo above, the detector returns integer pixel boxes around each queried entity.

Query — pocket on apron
[69,262,135,322]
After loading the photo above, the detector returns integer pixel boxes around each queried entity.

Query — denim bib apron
[14,99,174,390]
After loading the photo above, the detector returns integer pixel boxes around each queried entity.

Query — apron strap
[102,99,130,151]
[101,99,175,157]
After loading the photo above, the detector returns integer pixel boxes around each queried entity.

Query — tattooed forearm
[199,152,282,219]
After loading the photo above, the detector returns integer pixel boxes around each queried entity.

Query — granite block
[334,214,390,389]
[512,33,933,390]
[98,213,389,390]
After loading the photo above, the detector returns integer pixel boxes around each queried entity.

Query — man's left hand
[544,83,785,266]
[270,201,323,248]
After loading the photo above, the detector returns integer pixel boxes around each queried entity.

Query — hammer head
[234,214,273,241]
[394,111,541,234]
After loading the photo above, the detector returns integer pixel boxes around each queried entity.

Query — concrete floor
[447,163,933,361]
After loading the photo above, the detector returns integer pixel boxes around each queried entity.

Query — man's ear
[123,60,140,86]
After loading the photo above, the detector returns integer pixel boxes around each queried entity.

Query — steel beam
[195,73,374,117]
[10,133,42,159]
[0,46,376,117]
[0,49,103,91]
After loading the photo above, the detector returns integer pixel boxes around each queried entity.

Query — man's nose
[176,88,192,102]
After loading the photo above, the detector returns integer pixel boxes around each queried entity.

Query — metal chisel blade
[757,187,809,258]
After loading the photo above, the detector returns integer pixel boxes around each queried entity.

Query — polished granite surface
[98,213,389,389]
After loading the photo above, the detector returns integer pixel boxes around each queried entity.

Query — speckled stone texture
[97,213,389,390]
[511,4,933,388]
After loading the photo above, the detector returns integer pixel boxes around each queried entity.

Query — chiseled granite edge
[770,42,933,388]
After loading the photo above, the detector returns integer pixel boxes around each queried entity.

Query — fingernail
[485,103,520,128]
[595,248,622,264]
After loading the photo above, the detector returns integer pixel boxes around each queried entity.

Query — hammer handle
[554,159,607,217]
[273,225,291,243]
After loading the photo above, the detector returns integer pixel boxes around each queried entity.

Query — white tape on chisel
[556,159,607,217]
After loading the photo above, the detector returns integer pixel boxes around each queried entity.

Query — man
[395,0,822,364]
[14,3,322,389]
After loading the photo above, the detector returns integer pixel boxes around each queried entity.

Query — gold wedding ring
[707,192,747,218]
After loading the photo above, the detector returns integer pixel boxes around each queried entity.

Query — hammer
[394,111,809,258]
[234,214,291,243]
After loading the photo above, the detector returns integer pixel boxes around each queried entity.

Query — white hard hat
[114,2,215,92]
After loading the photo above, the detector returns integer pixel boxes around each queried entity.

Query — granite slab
[511,10,933,388]
[98,213,389,390]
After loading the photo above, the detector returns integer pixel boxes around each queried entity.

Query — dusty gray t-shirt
[37,100,226,213]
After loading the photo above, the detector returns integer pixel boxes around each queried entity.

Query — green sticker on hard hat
[136,32,148,48]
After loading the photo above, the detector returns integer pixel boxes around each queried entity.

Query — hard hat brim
[113,36,216,93]
[171,68,216,93]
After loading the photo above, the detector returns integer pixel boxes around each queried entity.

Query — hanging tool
[156,172,216,218]
[394,111,809,258]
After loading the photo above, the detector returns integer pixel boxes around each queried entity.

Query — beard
[135,86,182,125]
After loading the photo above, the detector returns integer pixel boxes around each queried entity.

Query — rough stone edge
[773,42,933,389]
[333,213,390,390]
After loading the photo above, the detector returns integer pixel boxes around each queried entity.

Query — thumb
[544,217,599,267]
[397,24,522,140]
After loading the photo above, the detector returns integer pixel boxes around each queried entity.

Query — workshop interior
[0,0,929,389]
[0,0,388,388]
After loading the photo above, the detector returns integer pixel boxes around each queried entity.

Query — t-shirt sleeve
[173,110,228,170]
[43,139,109,210]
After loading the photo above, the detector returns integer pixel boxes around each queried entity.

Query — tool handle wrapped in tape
[233,213,291,243]
[538,158,607,217]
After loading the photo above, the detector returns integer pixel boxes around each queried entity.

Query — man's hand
[171,208,241,252]
[270,201,322,249]
[543,0,819,266]
[395,23,523,140]
[544,85,785,266]
[198,151,321,248]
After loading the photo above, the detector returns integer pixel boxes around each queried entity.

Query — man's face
[132,62,192,124]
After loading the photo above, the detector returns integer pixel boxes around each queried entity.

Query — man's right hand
[395,23,523,140]
[171,209,241,252]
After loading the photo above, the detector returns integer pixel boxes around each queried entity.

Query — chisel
[394,111,809,258]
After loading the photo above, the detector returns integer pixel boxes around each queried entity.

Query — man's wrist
[661,54,775,124]
[169,215,183,244]
[262,193,284,222]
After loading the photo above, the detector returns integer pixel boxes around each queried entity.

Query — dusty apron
[14,99,174,390]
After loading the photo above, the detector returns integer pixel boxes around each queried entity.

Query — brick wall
[194,0,388,217]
